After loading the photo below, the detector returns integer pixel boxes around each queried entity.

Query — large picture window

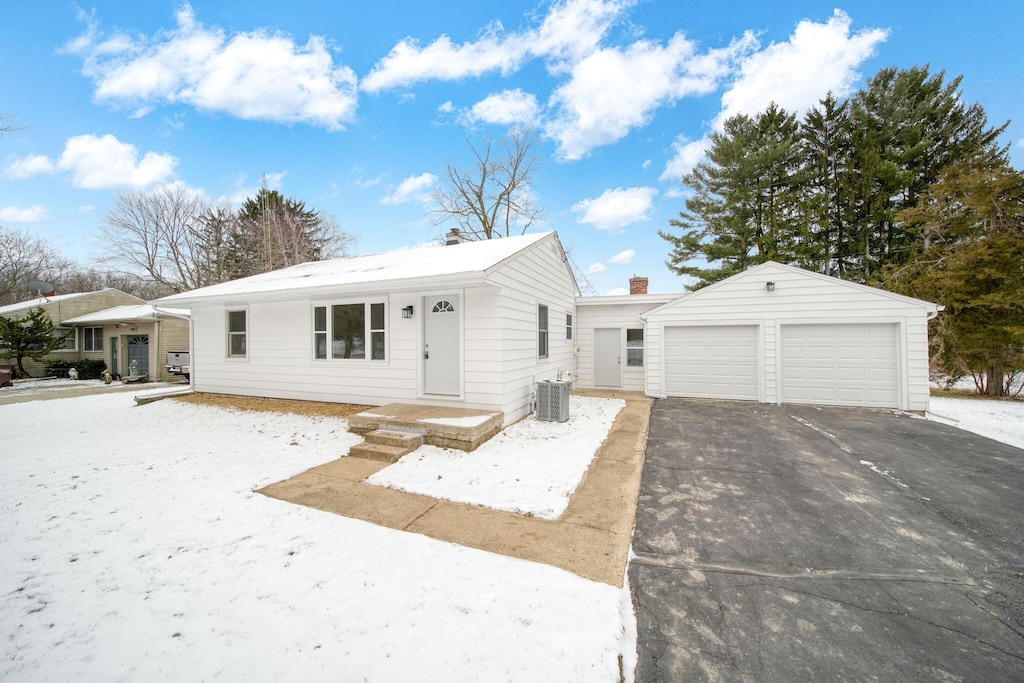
[227,310,247,357]
[83,327,104,352]
[538,304,549,359]
[313,302,386,361]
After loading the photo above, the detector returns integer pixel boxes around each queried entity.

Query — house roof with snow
[62,304,190,325]
[0,289,128,317]
[157,232,560,305]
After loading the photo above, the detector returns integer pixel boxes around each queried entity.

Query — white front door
[424,295,460,396]
[594,328,621,388]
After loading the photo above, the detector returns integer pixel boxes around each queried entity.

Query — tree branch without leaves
[431,128,543,240]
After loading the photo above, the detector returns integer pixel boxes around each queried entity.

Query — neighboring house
[158,231,941,421]
[157,231,578,425]
[575,262,941,412]
[0,289,145,377]
[62,305,190,382]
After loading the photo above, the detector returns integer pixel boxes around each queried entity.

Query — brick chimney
[629,275,648,295]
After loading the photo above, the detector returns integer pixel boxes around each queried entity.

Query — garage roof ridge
[640,260,941,320]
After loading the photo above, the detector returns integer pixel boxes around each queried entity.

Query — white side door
[593,327,621,388]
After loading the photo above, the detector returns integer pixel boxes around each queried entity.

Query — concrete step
[365,428,424,450]
[348,441,413,463]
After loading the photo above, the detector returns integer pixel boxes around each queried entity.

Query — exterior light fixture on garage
[402,305,414,318]
[766,281,776,292]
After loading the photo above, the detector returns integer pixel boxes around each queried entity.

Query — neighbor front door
[126,335,149,378]
[424,295,460,396]
[594,327,621,388]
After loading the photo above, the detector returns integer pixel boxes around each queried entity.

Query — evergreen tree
[800,94,857,276]
[850,66,1008,279]
[883,160,1024,395]
[660,104,802,288]
[0,307,70,378]
[223,189,351,279]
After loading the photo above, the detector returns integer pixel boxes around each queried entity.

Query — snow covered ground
[1,390,634,682]
[927,395,1024,450]
[368,396,625,519]
[1,377,178,400]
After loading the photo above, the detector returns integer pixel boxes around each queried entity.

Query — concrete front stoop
[348,403,504,452]
[349,429,425,463]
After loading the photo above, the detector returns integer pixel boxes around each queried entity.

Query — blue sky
[2,1,1021,295]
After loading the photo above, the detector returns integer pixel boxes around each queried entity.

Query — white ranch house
[158,231,940,422]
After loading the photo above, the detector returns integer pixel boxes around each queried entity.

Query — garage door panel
[665,325,759,400]
[782,323,898,408]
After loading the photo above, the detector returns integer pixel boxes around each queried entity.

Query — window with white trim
[626,328,644,367]
[227,310,247,357]
[566,313,573,341]
[57,327,76,351]
[83,327,104,352]
[313,302,386,360]
[538,304,549,359]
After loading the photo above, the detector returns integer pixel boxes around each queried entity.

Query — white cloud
[438,101,455,113]
[361,0,627,92]
[1017,138,1024,149]
[572,186,657,233]
[66,4,358,130]
[545,33,755,160]
[608,248,636,264]
[642,159,651,170]
[585,262,608,275]
[4,154,55,179]
[381,172,437,205]
[0,205,51,223]
[660,135,709,182]
[605,287,628,296]
[714,10,887,128]
[464,89,541,126]
[57,134,177,189]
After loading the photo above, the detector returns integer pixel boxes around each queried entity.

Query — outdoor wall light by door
[402,305,414,318]
[766,281,776,292]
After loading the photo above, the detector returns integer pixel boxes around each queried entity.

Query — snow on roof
[0,290,106,317]
[158,232,554,304]
[62,304,190,325]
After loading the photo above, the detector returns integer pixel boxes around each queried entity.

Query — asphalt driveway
[630,399,1024,682]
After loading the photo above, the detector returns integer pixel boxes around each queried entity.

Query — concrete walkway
[259,390,651,587]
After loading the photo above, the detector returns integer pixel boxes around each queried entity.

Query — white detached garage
[638,262,941,412]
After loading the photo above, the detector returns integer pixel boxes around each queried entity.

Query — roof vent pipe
[445,228,463,246]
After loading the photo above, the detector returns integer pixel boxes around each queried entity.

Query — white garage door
[781,323,899,408]
[665,325,759,400]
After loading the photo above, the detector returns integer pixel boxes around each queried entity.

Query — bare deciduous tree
[99,185,354,293]
[99,185,215,293]
[0,226,77,306]
[431,128,543,240]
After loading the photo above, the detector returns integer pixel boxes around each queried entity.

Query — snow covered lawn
[927,395,1024,450]
[1,391,634,681]
[367,396,625,519]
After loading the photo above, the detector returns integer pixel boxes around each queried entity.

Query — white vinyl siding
[485,236,578,423]
[781,323,899,408]
[643,262,934,411]
[187,234,578,426]
[575,299,669,392]
[664,325,759,400]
